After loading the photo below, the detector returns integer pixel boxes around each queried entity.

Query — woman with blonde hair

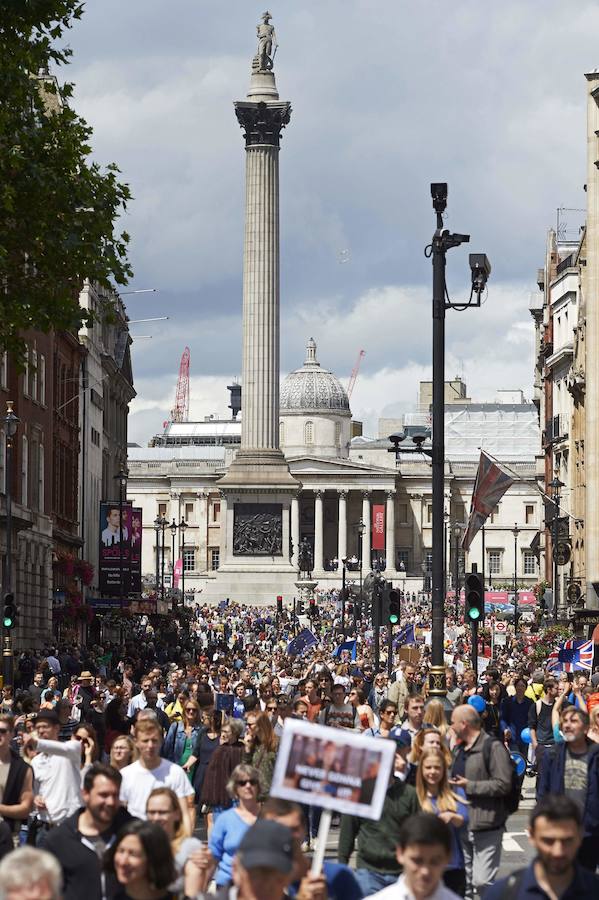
[203,764,261,889]
[163,697,203,779]
[423,698,449,736]
[110,734,138,770]
[243,710,278,798]
[416,748,468,896]
[588,705,599,743]
[146,787,204,897]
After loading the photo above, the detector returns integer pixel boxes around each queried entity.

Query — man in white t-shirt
[119,719,194,831]
[22,709,82,841]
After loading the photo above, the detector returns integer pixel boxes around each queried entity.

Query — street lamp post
[357,519,366,621]
[428,183,490,697]
[549,476,565,623]
[170,518,177,609]
[341,557,347,633]
[453,523,464,622]
[153,517,161,599]
[3,402,19,687]
[512,523,520,635]
[179,517,187,608]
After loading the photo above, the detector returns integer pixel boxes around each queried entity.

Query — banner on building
[98,500,132,595]
[371,504,385,551]
[130,508,142,594]
[271,718,394,820]
[173,558,183,590]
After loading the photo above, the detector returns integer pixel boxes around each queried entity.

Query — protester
[0,714,34,832]
[110,735,138,771]
[528,678,559,773]
[146,787,204,897]
[43,762,133,900]
[0,846,63,900]
[242,711,278,798]
[205,764,262,888]
[105,819,177,900]
[485,795,599,899]
[319,683,359,729]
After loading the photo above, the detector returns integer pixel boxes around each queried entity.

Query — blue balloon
[468,695,486,713]
[510,752,527,777]
[520,727,532,745]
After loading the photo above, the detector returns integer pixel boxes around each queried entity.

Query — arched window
[335,420,341,446]
[304,421,314,445]
[279,421,285,445]
[21,435,28,507]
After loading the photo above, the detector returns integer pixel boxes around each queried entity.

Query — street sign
[494,620,507,646]
[567,582,582,602]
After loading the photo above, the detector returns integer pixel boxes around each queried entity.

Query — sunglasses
[185,708,198,713]
[237,778,259,787]
[0,727,10,735]
[266,706,277,712]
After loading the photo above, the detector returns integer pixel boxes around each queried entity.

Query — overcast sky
[65,1,596,445]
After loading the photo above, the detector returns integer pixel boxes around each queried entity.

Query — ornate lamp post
[453,523,465,622]
[549,476,565,622]
[179,516,187,608]
[170,518,177,608]
[3,401,19,687]
[341,556,347,632]
[357,519,366,619]
[115,467,128,621]
[153,516,161,598]
[512,523,520,634]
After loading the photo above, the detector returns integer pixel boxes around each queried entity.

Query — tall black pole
[454,531,460,622]
[430,198,447,698]
[171,526,176,608]
[359,533,364,620]
[180,519,186,609]
[374,576,381,673]
[155,526,160,597]
[3,404,17,688]
[513,524,519,635]
[161,520,166,603]
[118,479,124,618]
[341,560,346,633]
[553,494,560,623]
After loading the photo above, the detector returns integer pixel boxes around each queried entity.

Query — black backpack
[482,736,524,816]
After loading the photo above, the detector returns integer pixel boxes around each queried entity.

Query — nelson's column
[216,13,300,603]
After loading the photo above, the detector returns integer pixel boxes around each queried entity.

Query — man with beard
[485,795,599,898]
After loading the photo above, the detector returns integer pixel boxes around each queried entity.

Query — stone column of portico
[291,494,300,569]
[362,491,371,570]
[337,490,348,563]
[314,490,324,572]
[197,491,209,573]
[385,490,395,572]
[219,492,228,566]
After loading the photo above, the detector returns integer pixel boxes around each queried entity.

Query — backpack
[482,736,523,816]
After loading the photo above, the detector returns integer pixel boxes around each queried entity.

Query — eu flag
[286,628,318,657]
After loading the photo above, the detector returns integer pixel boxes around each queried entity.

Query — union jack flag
[546,638,595,673]
[462,451,515,551]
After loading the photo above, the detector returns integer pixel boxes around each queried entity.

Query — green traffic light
[468,607,481,621]
[389,613,399,624]
[3,616,13,628]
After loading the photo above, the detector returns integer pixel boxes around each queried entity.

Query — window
[91,427,100,447]
[212,502,220,523]
[426,504,433,524]
[0,351,7,390]
[488,550,501,575]
[525,504,535,525]
[397,503,408,524]
[23,350,29,398]
[279,421,285,444]
[397,549,409,571]
[31,349,38,399]
[523,551,536,575]
[183,548,195,572]
[158,502,167,517]
[304,421,314,444]
[39,444,44,514]
[210,548,220,571]
[21,435,28,506]
[185,502,194,523]
[335,421,341,447]
[425,551,433,573]
[489,506,499,524]
[29,440,39,511]
[39,354,46,404]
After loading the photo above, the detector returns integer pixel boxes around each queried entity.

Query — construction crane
[170,347,190,423]
[347,349,365,398]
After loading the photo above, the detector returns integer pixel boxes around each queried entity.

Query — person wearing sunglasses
[203,764,262,889]
[162,699,203,780]
[0,714,34,841]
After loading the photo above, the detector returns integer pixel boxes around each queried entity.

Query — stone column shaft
[338,490,347,562]
[197,492,208,573]
[385,491,395,571]
[314,490,324,572]
[241,144,280,450]
[291,494,300,568]
[362,492,371,569]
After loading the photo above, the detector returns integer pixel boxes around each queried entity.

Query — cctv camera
[430,182,448,214]
[412,433,428,446]
[469,253,491,280]
[389,432,406,446]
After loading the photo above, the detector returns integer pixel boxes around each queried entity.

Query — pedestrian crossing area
[502,832,528,853]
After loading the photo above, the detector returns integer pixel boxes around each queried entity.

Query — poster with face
[130,508,142,593]
[99,500,132,595]
[270,718,394,820]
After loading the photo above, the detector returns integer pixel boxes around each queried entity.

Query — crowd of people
[0,595,598,900]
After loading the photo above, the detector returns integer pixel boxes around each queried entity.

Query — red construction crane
[170,346,190,422]
[347,349,365,398]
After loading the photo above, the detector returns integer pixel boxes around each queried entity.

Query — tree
[0,1,132,361]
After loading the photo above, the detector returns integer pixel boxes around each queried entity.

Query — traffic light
[3,593,17,630]
[465,573,484,623]
[276,595,283,615]
[382,586,401,624]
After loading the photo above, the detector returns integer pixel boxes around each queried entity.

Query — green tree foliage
[0,1,133,360]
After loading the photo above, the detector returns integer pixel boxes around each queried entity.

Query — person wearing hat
[338,730,419,896]
[22,709,82,843]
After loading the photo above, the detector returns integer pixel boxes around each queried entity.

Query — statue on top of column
[253,11,277,72]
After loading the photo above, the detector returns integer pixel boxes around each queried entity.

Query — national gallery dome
[280,338,350,412]
[279,339,351,459]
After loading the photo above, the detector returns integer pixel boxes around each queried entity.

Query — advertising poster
[270,718,395,820]
[371,504,385,551]
[98,500,132,595]
[130,507,142,594]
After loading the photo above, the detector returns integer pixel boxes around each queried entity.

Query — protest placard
[270,718,395,821]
